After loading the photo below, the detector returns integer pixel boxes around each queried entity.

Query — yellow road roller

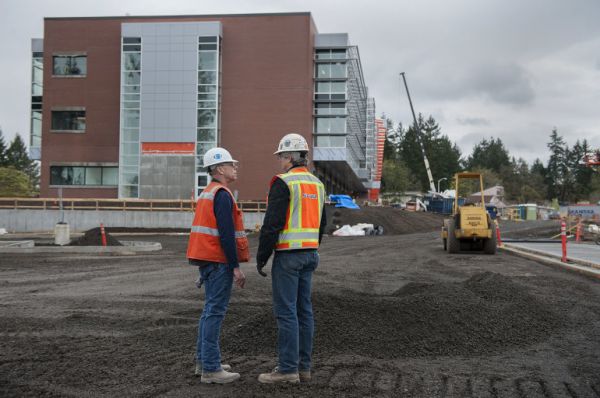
[441,172,496,254]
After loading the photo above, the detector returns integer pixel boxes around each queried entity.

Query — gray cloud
[456,117,490,126]
[468,63,535,105]
[1,0,600,164]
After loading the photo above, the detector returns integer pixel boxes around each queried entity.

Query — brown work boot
[201,369,240,384]
[299,369,311,382]
[195,363,231,376]
[258,367,300,384]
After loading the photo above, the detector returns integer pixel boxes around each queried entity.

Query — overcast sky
[1,0,599,163]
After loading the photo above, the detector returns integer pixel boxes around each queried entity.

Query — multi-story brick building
[30,12,380,200]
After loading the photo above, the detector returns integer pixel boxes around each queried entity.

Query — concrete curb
[503,243,600,270]
[499,244,600,280]
[0,241,162,254]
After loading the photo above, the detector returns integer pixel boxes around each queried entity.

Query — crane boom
[400,72,436,193]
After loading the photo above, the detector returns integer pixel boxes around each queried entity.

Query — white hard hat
[203,147,238,168]
[274,133,309,154]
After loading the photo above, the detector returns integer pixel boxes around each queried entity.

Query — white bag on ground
[332,223,374,236]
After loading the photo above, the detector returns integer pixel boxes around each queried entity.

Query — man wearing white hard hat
[187,147,248,384]
[256,133,327,384]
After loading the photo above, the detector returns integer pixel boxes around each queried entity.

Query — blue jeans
[196,263,233,372]
[271,250,319,374]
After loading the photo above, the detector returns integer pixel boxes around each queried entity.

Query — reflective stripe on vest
[190,225,247,239]
[275,168,325,251]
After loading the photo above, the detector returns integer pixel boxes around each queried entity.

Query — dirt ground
[1,214,600,397]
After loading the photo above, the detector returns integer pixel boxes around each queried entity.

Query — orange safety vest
[272,167,325,251]
[187,181,250,263]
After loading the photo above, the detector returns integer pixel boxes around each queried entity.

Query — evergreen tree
[382,118,399,161]
[381,159,419,193]
[0,127,8,167]
[397,114,461,192]
[466,137,511,173]
[6,134,39,191]
[530,158,546,178]
[571,139,594,200]
[545,128,568,201]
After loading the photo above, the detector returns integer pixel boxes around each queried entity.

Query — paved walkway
[506,242,600,268]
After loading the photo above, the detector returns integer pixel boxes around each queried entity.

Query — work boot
[195,363,232,376]
[258,367,300,384]
[299,369,311,382]
[201,369,240,384]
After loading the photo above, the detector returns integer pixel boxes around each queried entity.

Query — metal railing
[0,197,267,213]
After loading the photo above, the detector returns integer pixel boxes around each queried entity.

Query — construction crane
[400,72,437,193]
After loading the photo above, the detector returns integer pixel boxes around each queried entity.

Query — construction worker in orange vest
[256,133,327,384]
[187,147,249,384]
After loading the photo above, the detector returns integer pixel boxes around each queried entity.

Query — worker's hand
[233,267,246,288]
[257,261,267,277]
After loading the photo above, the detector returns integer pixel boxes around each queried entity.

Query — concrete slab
[0,240,161,254]
[500,245,600,280]
[0,240,34,248]
[505,242,600,269]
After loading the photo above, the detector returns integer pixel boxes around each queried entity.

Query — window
[102,168,118,185]
[197,128,216,142]
[50,166,118,186]
[198,109,216,128]
[51,110,86,132]
[53,55,87,76]
[315,49,347,60]
[197,36,220,177]
[85,167,102,185]
[198,174,209,187]
[119,36,141,199]
[198,36,217,51]
[316,63,346,79]
[315,117,346,134]
[314,81,346,100]
[315,135,346,147]
[198,52,217,70]
[315,103,345,115]
[122,53,141,71]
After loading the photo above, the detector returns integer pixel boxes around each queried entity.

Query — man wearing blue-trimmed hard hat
[187,147,248,384]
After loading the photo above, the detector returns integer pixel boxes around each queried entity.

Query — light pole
[437,177,448,194]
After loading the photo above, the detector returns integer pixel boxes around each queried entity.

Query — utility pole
[400,72,436,193]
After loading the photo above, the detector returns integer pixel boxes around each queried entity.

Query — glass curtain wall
[195,35,220,197]
[314,48,347,148]
[118,37,142,198]
[30,51,43,159]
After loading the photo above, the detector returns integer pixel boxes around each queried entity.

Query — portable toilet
[525,204,537,220]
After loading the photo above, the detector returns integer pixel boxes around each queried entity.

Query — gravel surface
[1,213,600,397]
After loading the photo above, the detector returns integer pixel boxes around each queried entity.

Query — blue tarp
[329,194,360,209]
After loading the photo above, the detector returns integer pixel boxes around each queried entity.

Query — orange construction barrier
[494,220,503,247]
[561,220,567,262]
[575,219,582,243]
[100,223,107,247]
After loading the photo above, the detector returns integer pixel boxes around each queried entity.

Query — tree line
[381,114,600,204]
[0,128,39,197]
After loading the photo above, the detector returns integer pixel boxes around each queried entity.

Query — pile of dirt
[70,227,122,246]
[223,272,562,358]
[325,205,444,235]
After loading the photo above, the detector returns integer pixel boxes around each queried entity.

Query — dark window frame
[51,110,86,132]
[52,54,87,77]
[49,166,119,187]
